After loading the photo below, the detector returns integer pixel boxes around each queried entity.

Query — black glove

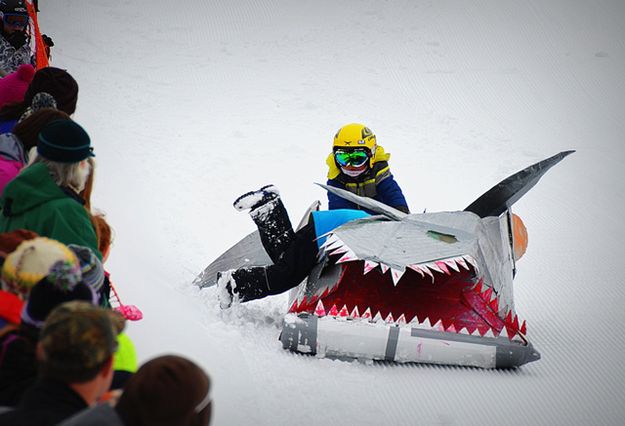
[6,31,27,49]
[41,34,54,47]
[41,34,54,59]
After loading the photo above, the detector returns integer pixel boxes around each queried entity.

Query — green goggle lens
[334,150,369,167]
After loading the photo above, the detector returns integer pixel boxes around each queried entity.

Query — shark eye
[426,230,458,244]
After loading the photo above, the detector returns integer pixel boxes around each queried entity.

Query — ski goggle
[334,149,370,167]
[2,13,29,28]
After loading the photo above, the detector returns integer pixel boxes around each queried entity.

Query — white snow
[39,0,625,424]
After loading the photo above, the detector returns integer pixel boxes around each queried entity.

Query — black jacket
[0,379,88,426]
[0,323,39,406]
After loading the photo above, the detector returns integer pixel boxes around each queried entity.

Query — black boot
[233,184,279,211]
[217,267,271,308]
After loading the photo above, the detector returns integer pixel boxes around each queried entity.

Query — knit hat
[68,245,105,294]
[37,119,95,163]
[18,92,58,122]
[0,64,35,108]
[21,269,96,328]
[23,67,79,115]
[116,355,212,426]
[39,301,117,382]
[1,237,79,297]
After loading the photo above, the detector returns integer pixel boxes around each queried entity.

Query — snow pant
[232,198,318,303]
[249,197,296,264]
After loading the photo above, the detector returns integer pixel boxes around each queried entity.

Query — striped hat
[68,245,105,294]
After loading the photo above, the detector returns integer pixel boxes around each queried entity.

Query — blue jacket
[325,145,409,214]
[327,174,408,214]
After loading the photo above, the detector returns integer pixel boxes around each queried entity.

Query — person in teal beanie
[0,119,100,259]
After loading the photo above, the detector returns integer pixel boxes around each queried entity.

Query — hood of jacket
[0,133,27,164]
[0,163,68,217]
[326,145,391,180]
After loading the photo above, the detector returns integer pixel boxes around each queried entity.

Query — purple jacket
[0,133,27,195]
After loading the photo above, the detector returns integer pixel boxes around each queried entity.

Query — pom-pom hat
[1,237,79,297]
[37,119,95,163]
[23,67,79,115]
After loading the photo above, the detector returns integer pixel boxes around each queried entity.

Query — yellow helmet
[333,123,377,154]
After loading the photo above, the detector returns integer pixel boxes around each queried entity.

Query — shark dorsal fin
[464,150,574,218]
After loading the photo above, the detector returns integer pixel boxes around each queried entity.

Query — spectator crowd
[0,1,213,425]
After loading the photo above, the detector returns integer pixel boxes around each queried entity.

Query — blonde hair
[30,154,91,193]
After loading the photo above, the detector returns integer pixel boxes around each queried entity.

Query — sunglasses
[3,13,29,28]
[334,149,370,167]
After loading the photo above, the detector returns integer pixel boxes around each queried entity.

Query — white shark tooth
[427,262,444,274]
[420,318,432,329]
[396,314,407,325]
[328,304,339,316]
[420,265,435,283]
[350,306,360,318]
[372,311,383,323]
[432,319,444,331]
[314,300,326,317]
[336,251,357,264]
[458,327,470,335]
[444,259,460,273]
[380,263,390,274]
[469,328,480,336]
[456,257,470,271]
[319,234,338,249]
[505,325,516,340]
[329,245,350,256]
[363,260,378,275]
[317,248,327,261]
[338,304,349,318]
[435,261,451,275]
[409,315,419,325]
[407,264,425,278]
[446,323,457,333]
[326,238,345,251]
[384,312,395,324]
[361,307,372,320]
[464,255,479,272]
[484,329,496,338]
[391,268,405,286]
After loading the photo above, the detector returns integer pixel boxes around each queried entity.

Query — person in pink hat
[0,63,33,108]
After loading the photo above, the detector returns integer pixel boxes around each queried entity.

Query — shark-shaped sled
[196,151,574,368]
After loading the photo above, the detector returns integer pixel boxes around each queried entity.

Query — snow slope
[40,0,624,424]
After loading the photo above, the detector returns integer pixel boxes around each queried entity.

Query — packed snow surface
[41,0,624,424]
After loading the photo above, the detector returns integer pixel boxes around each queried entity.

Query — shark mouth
[289,241,527,343]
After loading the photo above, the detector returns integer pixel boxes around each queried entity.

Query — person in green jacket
[0,119,100,258]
